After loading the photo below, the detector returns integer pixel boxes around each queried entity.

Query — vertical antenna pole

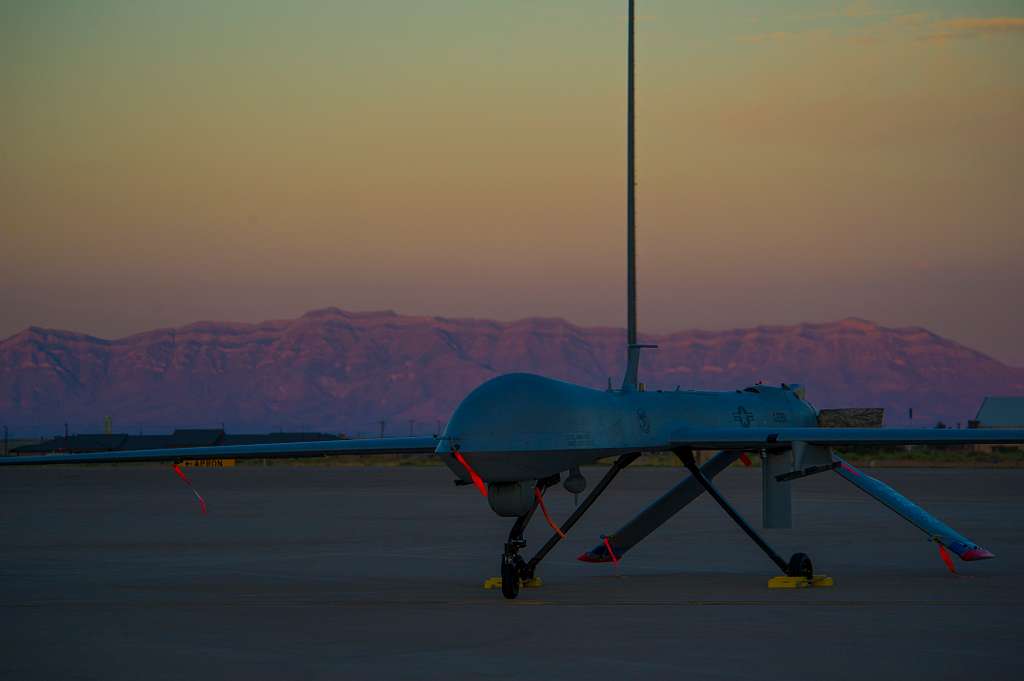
[621,0,644,391]
[626,0,637,349]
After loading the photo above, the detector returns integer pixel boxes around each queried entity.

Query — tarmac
[1,464,1022,680]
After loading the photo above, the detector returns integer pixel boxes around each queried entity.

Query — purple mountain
[2,309,1022,434]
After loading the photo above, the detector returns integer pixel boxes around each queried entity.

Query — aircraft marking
[637,409,651,433]
[733,407,754,427]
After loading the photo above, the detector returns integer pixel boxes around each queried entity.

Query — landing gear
[498,489,537,600]
[501,553,521,599]
[677,448,814,578]
[495,453,640,599]
[500,535,530,600]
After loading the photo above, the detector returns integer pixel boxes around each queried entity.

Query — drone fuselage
[436,373,817,482]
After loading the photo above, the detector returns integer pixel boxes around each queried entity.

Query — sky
[3,0,1023,364]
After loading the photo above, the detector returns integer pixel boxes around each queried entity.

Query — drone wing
[0,436,438,466]
[670,425,1023,564]
[670,426,1024,451]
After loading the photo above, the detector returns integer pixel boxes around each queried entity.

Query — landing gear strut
[500,502,536,600]
[677,448,812,578]
[498,453,639,599]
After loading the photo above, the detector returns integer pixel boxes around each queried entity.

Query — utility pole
[906,408,914,453]
[378,420,386,438]
[408,419,415,436]
[3,425,8,456]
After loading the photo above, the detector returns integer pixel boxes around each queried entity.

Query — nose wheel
[498,505,534,600]
[501,552,522,599]
[787,552,813,579]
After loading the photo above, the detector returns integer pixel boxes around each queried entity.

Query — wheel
[500,557,520,599]
[787,552,813,579]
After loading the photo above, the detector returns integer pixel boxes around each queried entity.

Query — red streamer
[453,451,488,497]
[738,453,752,467]
[173,463,207,514]
[602,536,620,566]
[938,543,957,574]
[535,488,566,538]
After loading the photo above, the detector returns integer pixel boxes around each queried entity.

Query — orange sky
[3,1,1023,363]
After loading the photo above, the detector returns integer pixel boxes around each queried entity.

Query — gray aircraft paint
[435,373,816,482]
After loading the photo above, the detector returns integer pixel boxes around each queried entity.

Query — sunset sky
[3,1,1023,364]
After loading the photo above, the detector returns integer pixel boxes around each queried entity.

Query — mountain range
[2,308,1022,435]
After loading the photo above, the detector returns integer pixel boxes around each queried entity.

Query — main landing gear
[496,448,815,599]
[499,453,639,599]
[676,448,813,579]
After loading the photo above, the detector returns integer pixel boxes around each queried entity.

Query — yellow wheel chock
[768,574,834,589]
[483,576,543,590]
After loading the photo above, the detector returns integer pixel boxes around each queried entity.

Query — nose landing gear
[494,453,640,599]
[500,523,531,600]
[501,547,524,599]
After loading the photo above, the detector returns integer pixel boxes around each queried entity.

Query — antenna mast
[622,0,651,391]
[626,0,637,350]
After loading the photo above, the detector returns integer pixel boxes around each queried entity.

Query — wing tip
[960,547,996,562]
[577,549,615,563]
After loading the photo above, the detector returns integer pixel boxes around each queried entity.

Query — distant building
[969,397,1024,452]
[12,433,130,454]
[10,429,342,455]
[817,408,884,428]
[971,397,1024,428]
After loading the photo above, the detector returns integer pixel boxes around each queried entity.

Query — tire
[787,552,813,579]
[501,558,520,599]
